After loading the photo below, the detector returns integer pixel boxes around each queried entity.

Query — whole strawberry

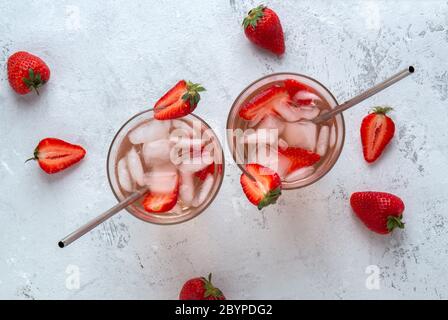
[7,51,50,95]
[361,106,395,163]
[243,5,285,55]
[350,192,405,235]
[179,273,226,300]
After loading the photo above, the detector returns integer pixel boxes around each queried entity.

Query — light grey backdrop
[0,0,447,299]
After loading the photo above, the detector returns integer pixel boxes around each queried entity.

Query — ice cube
[126,147,145,187]
[283,121,317,151]
[292,90,321,104]
[178,151,214,173]
[117,158,134,192]
[329,124,336,148]
[142,139,173,166]
[273,101,304,122]
[179,171,195,205]
[192,174,215,207]
[242,128,278,146]
[298,106,320,120]
[285,166,315,182]
[249,145,291,179]
[257,115,286,135]
[143,163,178,193]
[316,126,330,156]
[128,120,171,144]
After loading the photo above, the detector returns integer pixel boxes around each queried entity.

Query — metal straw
[58,187,148,248]
[312,66,415,124]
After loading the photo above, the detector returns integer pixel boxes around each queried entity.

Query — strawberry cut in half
[154,80,205,120]
[350,191,405,235]
[284,79,315,98]
[361,106,395,163]
[142,175,179,213]
[279,147,320,174]
[26,138,86,174]
[239,85,289,120]
[240,163,282,210]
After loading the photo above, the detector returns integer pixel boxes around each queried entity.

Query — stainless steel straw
[312,66,414,124]
[58,187,148,248]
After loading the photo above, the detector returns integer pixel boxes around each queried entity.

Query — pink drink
[227,73,345,190]
[107,110,224,224]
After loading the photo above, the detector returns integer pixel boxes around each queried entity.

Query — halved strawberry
[240,163,282,210]
[361,107,395,163]
[143,175,179,213]
[26,138,86,174]
[239,85,289,120]
[154,80,205,120]
[284,79,310,97]
[279,147,320,173]
[195,163,215,181]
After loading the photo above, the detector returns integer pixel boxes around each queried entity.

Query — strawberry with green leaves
[179,273,226,300]
[350,191,405,235]
[154,80,205,120]
[7,51,50,95]
[243,5,285,55]
[240,163,282,210]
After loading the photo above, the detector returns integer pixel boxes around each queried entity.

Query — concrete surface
[0,0,447,299]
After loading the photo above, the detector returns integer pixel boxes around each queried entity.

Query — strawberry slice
[284,79,317,98]
[26,138,86,174]
[240,163,282,210]
[154,80,205,120]
[143,175,179,213]
[279,147,320,173]
[239,85,289,120]
[361,107,395,163]
[194,163,215,181]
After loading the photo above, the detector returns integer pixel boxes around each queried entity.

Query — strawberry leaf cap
[22,68,45,95]
[370,106,393,115]
[201,273,224,299]
[258,186,281,210]
[182,81,205,109]
[386,215,405,232]
[243,5,266,29]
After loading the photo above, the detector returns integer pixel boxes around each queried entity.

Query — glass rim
[226,72,346,190]
[106,108,226,225]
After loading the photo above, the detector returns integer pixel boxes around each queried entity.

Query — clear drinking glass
[226,73,345,190]
[107,109,225,224]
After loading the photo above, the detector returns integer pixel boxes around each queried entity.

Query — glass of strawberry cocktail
[227,73,345,191]
[107,109,224,224]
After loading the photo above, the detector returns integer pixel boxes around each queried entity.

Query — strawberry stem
[386,215,405,232]
[202,273,224,299]
[371,106,393,115]
[243,5,266,29]
[22,68,45,95]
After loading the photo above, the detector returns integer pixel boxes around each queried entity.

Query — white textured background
[0,0,447,299]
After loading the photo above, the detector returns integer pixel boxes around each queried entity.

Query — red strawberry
[7,51,50,95]
[142,175,179,213]
[243,5,285,55]
[26,138,86,174]
[154,80,205,120]
[284,79,314,98]
[240,163,282,210]
[179,273,226,300]
[361,106,395,163]
[194,163,215,181]
[350,192,405,234]
[239,85,289,120]
[279,147,320,173]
